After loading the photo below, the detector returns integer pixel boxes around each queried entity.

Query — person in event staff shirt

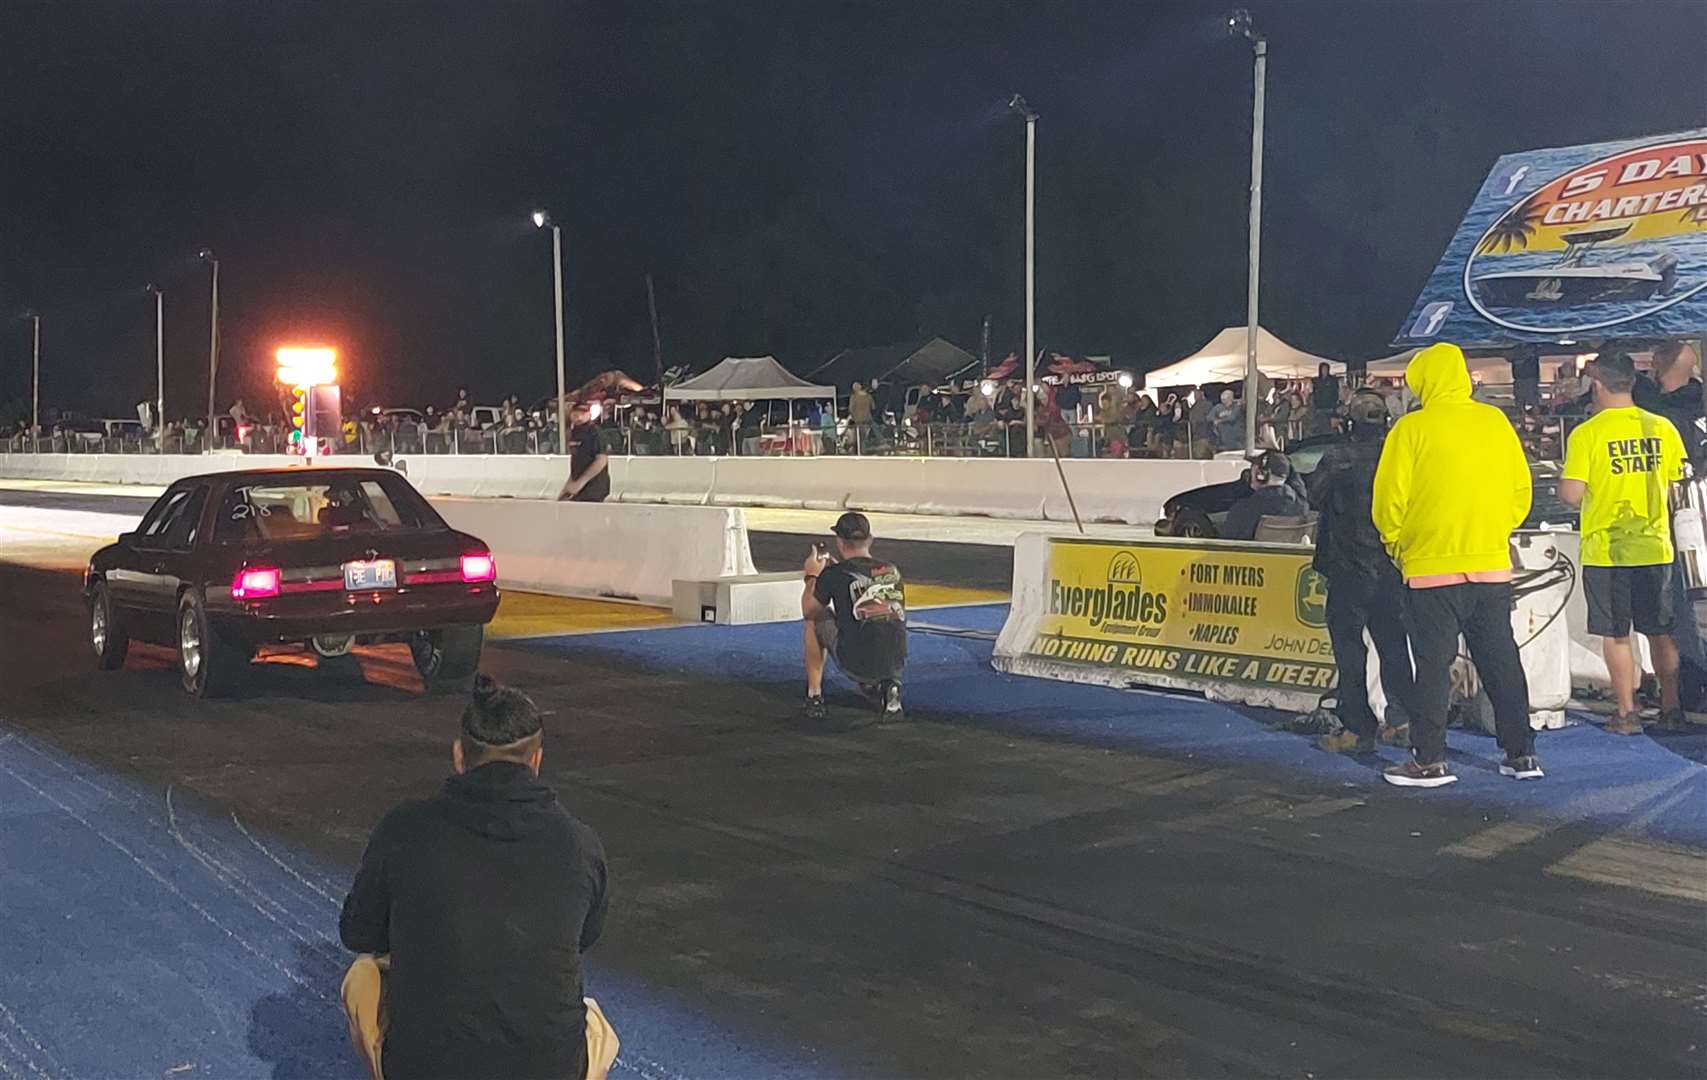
[1560,351,1689,734]
[1372,342,1538,787]
[801,512,908,723]
[339,676,616,1080]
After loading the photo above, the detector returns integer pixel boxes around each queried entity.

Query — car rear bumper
[216,583,500,645]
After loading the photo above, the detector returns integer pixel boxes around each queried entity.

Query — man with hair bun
[340,675,616,1080]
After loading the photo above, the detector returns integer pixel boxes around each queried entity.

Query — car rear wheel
[89,580,130,671]
[1173,512,1213,539]
[411,625,483,694]
[178,592,249,698]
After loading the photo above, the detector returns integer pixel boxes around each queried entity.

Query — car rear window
[213,475,442,543]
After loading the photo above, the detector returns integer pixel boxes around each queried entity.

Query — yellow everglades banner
[1025,537,1335,695]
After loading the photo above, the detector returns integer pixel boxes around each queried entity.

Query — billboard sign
[992,535,1336,709]
[1396,129,1707,346]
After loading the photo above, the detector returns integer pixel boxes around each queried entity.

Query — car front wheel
[178,591,249,698]
[89,580,130,671]
[411,625,484,694]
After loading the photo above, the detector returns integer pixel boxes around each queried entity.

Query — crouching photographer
[801,512,908,723]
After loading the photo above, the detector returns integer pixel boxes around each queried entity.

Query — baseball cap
[831,511,872,540]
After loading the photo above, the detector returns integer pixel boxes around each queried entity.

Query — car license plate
[343,559,397,591]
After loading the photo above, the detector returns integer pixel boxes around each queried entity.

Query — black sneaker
[1499,755,1544,780]
[803,694,827,722]
[880,680,904,720]
[1382,755,1457,788]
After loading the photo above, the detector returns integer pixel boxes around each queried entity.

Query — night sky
[2,0,1703,422]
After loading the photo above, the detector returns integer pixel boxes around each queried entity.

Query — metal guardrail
[3,403,1589,462]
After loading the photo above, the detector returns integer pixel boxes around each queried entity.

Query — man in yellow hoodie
[1372,342,1538,787]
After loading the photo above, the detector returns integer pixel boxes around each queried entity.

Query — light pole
[533,210,568,450]
[147,285,165,452]
[1229,9,1266,453]
[199,249,220,452]
[28,312,40,446]
[1009,94,1039,457]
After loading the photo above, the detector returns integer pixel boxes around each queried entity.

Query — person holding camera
[801,512,908,722]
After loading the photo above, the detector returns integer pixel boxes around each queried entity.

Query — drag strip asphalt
[3,547,1705,1076]
[1,486,1704,1077]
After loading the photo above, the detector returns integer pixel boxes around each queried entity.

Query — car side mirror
[118,531,137,545]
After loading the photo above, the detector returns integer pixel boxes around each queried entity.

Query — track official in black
[1311,391,1416,752]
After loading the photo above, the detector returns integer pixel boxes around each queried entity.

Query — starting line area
[514,603,1707,849]
[2,604,1704,1075]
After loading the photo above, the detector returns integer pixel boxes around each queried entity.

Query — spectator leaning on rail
[1220,450,1308,541]
[1210,388,1244,452]
[339,675,616,1080]
[1372,341,1539,787]
[1311,390,1416,753]
[1559,351,1689,734]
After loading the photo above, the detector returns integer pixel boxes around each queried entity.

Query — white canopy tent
[667,356,834,401]
[1143,327,1343,388]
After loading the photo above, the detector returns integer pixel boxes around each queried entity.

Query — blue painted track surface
[2,601,1702,1075]
[517,604,1707,846]
[0,731,830,1079]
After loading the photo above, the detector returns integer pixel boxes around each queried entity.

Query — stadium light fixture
[276,346,338,387]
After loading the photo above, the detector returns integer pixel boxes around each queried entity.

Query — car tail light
[460,553,496,583]
[231,566,282,600]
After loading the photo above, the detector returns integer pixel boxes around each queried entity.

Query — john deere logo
[1294,567,1328,628]
[1046,549,1166,627]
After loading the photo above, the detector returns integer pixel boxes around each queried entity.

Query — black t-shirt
[1311,374,1340,410]
[570,424,610,502]
[813,555,908,680]
[1056,383,1082,409]
[1634,375,1705,468]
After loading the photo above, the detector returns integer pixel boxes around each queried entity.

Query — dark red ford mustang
[83,466,500,697]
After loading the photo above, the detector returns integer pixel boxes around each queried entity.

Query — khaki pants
[342,955,619,1080]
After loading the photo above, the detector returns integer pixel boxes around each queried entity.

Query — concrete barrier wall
[430,497,756,605]
[0,452,300,486]
[0,452,1240,526]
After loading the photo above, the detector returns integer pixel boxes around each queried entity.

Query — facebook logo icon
[1410,302,1452,339]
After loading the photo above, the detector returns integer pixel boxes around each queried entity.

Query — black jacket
[340,761,609,1080]
[1310,437,1400,586]
[1222,483,1309,541]
[1635,375,1705,469]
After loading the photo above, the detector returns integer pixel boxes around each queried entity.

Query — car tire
[89,580,130,671]
[411,625,484,694]
[1175,512,1213,539]
[177,591,249,698]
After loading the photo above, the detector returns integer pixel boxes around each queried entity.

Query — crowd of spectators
[10,346,1691,464]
